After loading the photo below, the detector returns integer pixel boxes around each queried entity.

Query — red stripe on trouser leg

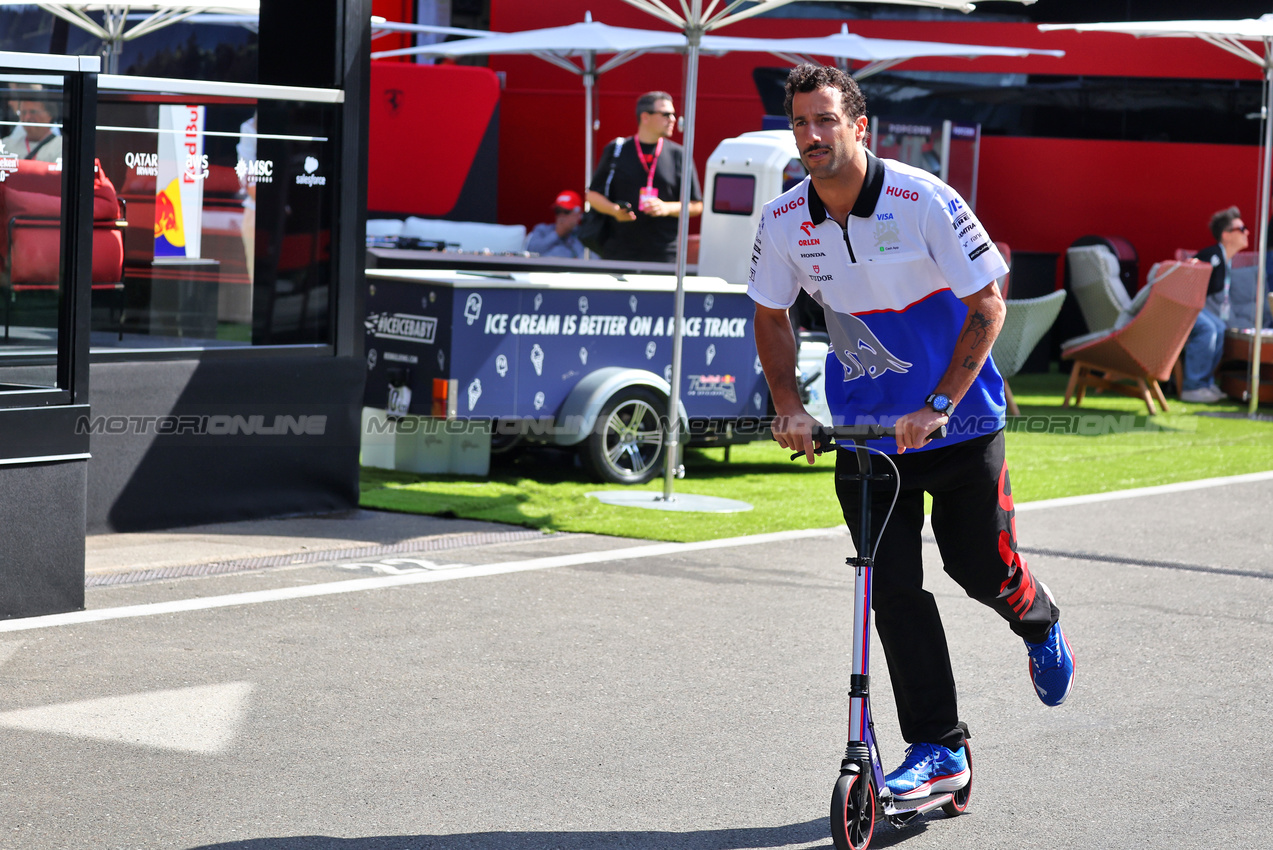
[998,539,1038,618]
[997,461,1014,512]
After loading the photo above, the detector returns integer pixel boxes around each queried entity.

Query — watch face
[930,393,951,413]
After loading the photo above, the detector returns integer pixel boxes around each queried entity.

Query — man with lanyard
[749,64,1074,802]
[585,91,702,263]
[1185,206,1249,403]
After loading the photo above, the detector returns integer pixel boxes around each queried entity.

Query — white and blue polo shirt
[748,152,1008,452]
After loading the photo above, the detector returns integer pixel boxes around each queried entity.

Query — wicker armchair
[1061,260,1209,415]
[1067,244,1131,334]
[993,290,1067,415]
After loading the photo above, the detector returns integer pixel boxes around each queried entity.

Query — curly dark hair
[783,64,866,122]
[1209,205,1242,241]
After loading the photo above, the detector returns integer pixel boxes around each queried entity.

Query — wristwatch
[925,392,953,415]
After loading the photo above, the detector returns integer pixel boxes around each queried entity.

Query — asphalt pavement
[2,475,1272,849]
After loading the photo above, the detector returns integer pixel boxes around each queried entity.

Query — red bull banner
[154,104,206,259]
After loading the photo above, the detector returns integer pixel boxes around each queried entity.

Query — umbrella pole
[584,53,596,200]
[1251,59,1272,417]
[662,24,702,501]
[583,57,596,260]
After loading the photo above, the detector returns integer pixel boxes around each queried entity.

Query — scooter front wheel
[830,770,876,850]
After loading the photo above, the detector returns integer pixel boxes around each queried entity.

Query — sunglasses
[646,110,676,118]
[1226,225,1249,233]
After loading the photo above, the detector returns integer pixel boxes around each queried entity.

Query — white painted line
[4,471,1269,634]
[1013,470,1273,512]
[0,527,845,633]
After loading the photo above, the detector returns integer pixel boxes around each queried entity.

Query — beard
[800,142,846,179]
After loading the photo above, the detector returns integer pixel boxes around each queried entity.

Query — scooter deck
[883,791,955,823]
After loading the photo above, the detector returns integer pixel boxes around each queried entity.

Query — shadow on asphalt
[185,817,939,849]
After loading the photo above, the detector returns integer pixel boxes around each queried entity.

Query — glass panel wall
[90,79,341,351]
[0,73,68,390]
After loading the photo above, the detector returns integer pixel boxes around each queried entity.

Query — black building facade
[0,1,372,619]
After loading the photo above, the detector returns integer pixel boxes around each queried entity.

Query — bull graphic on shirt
[823,308,912,381]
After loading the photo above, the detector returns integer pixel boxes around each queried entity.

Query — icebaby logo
[296,156,327,186]
[364,312,437,344]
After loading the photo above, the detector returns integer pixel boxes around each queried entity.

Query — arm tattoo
[960,310,993,350]
[962,355,977,370]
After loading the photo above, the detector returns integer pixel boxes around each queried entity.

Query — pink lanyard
[634,137,663,191]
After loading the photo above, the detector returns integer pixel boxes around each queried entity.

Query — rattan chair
[993,290,1067,415]
[1061,260,1209,415]
[1067,244,1131,334]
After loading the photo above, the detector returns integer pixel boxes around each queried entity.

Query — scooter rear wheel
[830,771,876,850]
[941,738,973,817]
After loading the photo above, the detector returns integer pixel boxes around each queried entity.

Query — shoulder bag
[578,137,626,256]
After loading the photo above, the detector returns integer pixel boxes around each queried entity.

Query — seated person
[2,98,62,163]
[1186,206,1248,402]
[524,190,584,259]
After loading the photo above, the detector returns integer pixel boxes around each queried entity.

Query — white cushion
[401,218,527,254]
[365,218,405,238]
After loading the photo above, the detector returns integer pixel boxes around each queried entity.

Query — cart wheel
[830,771,875,850]
[583,387,667,485]
[942,739,972,817]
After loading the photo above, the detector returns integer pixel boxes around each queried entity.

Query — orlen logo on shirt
[798,220,819,245]
[884,186,919,202]
[772,196,806,218]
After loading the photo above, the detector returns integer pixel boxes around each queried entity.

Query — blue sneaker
[884,742,969,801]
[1025,621,1075,706]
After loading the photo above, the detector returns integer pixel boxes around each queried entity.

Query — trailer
[362,268,773,483]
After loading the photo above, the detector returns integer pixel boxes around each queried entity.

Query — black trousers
[835,430,1059,751]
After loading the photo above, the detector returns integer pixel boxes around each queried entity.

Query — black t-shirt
[588,136,702,263]
[1195,243,1226,295]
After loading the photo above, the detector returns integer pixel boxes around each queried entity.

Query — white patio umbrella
[706,22,1062,79]
[1039,17,1273,417]
[371,13,689,194]
[141,15,491,39]
[369,18,489,42]
[372,13,1059,229]
[0,1,259,73]
[619,0,1041,501]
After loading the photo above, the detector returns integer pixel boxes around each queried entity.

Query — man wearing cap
[524,189,585,259]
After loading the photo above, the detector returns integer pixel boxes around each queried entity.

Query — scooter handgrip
[788,423,944,458]
[789,424,835,460]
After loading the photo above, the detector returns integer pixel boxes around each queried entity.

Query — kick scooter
[794,423,971,850]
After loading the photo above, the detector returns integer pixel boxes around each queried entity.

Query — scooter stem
[847,439,875,746]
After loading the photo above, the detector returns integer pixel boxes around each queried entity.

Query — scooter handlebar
[789,423,947,460]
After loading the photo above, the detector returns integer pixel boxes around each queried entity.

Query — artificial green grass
[359,371,1273,543]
